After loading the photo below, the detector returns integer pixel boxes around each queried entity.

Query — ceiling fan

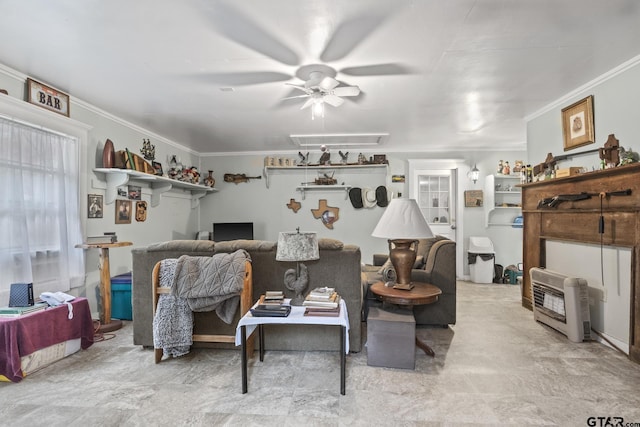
[283,66,360,117]
[203,3,410,117]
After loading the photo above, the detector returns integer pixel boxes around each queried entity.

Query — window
[0,116,84,301]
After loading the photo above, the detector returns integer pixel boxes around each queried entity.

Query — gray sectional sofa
[131,238,362,352]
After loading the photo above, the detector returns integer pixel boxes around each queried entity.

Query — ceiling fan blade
[332,86,360,97]
[300,98,315,110]
[281,94,310,101]
[323,95,344,107]
[199,71,291,86]
[318,76,340,92]
[285,83,311,94]
[205,3,299,66]
[340,63,414,76]
[320,14,390,62]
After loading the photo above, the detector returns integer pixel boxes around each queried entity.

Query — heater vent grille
[530,267,591,342]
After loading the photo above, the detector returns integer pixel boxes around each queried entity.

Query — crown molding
[525,53,640,122]
[0,62,197,155]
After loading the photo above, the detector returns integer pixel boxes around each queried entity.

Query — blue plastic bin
[110,272,132,320]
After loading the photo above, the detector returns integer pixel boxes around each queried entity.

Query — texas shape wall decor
[311,199,339,230]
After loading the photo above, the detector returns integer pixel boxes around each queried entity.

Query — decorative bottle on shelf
[102,138,115,168]
[204,170,215,188]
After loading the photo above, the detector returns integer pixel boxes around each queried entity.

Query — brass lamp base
[388,239,419,288]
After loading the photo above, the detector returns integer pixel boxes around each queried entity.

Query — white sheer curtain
[0,116,84,302]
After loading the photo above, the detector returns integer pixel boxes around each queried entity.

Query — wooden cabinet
[484,174,522,227]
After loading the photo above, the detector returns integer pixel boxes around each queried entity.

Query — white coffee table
[235,298,349,395]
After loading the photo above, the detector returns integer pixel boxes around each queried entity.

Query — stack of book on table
[303,287,341,317]
[259,290,284,305]
[251,291,290,317]
[86,233,118,244]
[0,302,48,318]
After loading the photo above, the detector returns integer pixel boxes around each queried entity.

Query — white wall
[525,56,640,348]
[546,242,631,351]
[0,65,200,315]
[200,149,527,276]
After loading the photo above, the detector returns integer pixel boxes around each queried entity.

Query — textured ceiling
[1,0,640,154]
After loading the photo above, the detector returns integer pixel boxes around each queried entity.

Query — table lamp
[371,198,433,289]
[276,228,320,305]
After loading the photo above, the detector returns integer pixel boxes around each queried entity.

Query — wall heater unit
[530,267,591,342]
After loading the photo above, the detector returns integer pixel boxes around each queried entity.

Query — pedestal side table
[370,281,441,356]
[75,241,133,332]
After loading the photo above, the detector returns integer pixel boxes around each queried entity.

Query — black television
[213,222,254,241]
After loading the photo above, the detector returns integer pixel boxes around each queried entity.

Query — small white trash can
[468,236,495,283]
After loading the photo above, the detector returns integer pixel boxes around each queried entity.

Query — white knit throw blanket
[152,259,192,357]
[152,250,250,358]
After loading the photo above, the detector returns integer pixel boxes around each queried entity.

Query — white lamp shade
[276,231,320,261]
[371,198,434,239]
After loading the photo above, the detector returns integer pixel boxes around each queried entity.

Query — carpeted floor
[1,281,640,426]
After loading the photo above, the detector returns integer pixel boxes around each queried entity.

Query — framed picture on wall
[464,190,483,207]
[561,95,595,151]
[87,194,103,218]
[115,199,132,224]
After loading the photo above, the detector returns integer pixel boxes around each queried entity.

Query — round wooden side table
[370,281,442,357]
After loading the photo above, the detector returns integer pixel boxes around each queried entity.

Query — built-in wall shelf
[295,184,352,200]
[93,168,217,208]
[484,174,522,227]
[263,164,388,188]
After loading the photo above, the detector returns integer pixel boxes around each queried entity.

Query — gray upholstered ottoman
[366,307,415,369]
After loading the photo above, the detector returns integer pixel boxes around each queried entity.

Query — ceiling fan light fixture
[311,100,325,120]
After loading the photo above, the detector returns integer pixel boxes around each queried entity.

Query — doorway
[408,159,464,278]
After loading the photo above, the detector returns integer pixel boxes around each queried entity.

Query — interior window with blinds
[0,116,84,302]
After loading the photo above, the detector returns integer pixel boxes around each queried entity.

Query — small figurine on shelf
[140,139,155,161]
[298,152,309,166]
[513,160,523,173]
[358,153,366,164]
[168,165,182,180]
[502,161,510,175]
[204,170,216,187]
[339,151,349,164]
[318,145,330,165]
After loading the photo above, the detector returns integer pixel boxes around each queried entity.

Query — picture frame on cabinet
[152,161,163,176]
[562,95,595,151]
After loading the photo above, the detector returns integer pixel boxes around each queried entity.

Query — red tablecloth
[0,297,94,382]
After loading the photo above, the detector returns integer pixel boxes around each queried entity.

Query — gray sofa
[362,237,456,326]
[132,238,362,352]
